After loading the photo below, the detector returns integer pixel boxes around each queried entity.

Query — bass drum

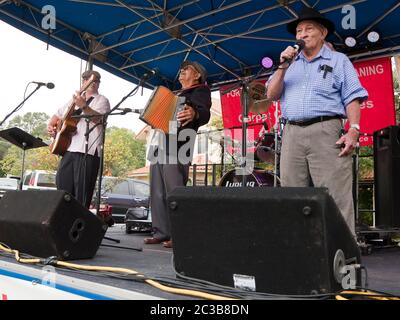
[219,169,278,187]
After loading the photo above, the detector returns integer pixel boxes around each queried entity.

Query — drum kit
[219,81,282,188]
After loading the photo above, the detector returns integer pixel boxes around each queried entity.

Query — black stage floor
[71,225,400,298]
[2,224,400,299]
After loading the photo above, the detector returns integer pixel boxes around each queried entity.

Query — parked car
[22,170,57,190]
[92,177,150,223]
[0,177,19,197]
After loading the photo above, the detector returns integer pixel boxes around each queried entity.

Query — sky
[0,20,172,134]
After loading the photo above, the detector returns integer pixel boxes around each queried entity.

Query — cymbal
[246,81,273,114]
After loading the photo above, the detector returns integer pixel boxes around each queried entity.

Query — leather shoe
[163,240,173,248]
[144,237,163,244]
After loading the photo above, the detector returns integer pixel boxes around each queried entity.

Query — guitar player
[47,70,111,208]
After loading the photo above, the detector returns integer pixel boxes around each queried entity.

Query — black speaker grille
[168,187,360,295]
[374,126,400,227]
[0,190,106,260]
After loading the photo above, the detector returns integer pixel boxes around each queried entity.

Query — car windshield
[37,173,56,187]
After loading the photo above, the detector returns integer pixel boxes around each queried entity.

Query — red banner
[220,57,396,148]
[352,57,396,146]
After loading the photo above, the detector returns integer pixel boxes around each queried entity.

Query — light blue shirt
[270,44,368,121]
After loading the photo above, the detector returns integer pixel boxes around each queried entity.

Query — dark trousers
[56,151,100,208]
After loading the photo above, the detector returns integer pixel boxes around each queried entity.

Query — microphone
[141,69,158,80]
[117,108,143,114]
[281,39,305,64]
[260,40,304,70]
[32,81,55,89]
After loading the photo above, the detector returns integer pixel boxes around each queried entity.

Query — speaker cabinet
[0,190,106,260]
[168,187,360,295]
[374,126,400,228]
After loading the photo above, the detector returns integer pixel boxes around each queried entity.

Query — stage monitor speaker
[0,190,107,260]
[168,187,360,295]
[374,125,400,228]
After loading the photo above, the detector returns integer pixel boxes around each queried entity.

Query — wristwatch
[350,124,360,131]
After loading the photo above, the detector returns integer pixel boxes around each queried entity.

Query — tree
[0,112,55,176]
[103,127,146,177]
[0,145,58,176]
[7,112,49,139]
[209,116,224,130]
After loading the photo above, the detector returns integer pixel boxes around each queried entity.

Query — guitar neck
[61,74,96,122]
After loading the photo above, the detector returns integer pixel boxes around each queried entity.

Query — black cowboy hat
[287,7,335,36]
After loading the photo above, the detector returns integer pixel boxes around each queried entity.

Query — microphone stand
[94,74,152,215]
[72,111,141,251]
[0,84,43,127]
[220,77,258,187]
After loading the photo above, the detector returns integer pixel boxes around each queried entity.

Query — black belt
[286,115,342,127]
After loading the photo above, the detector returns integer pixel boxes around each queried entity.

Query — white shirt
[56,93,111,156]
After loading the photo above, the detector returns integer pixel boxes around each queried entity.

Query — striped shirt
[269,44,368,121]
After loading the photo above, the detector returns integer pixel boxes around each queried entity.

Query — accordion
[140,86,186,134]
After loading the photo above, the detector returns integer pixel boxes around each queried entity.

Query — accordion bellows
[140,86,185,134]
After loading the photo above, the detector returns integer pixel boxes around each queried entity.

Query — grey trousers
[280,119,355,234]
[150,163,190,240]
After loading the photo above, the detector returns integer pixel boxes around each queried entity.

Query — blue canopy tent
[0,0,399,91]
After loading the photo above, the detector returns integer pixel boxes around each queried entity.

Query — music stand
[0,127,47,190]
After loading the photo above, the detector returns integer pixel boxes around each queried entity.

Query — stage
[1,224,400,300]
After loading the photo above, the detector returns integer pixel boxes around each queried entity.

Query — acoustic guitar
[49,75,96,155]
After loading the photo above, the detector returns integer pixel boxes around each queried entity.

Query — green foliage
[0,112,56,175]
[358,146,374,179]
[0,113,147,177]
[7,112,49,139]
[104,127,146,177]
[358,185,374,226]
[209,116,224,130]
[0,145,59,176]
[394,70,400,123]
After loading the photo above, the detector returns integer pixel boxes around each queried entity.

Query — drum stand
[239,81,252,187]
